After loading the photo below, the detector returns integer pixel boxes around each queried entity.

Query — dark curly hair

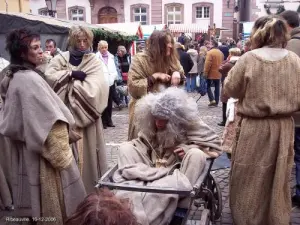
[5,28,40,64]
[64,188,139,225]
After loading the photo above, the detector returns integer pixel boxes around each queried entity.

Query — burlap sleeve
[42,121,73,170]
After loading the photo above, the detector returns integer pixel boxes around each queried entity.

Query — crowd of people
[0,9,299,225]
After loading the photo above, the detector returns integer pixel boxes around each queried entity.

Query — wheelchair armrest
[192,158,214,190]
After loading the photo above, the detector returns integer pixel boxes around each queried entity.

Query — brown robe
[127,53,184,140]
[224,50,300,225]
[0,69,86,224]
[45,51,109,193]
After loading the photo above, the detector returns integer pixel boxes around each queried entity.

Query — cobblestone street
[103,93,300,225]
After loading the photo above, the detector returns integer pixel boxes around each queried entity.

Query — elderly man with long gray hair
[113,87,222,224]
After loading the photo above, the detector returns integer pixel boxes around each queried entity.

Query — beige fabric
[115,117,221,225]
[224,51,300,225]
[127,53,184,140]
[40,121,72,224]
[116,143,205,225]
[44,51,109,193]
[0,69,86,220]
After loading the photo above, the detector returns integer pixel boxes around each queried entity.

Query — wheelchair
[96,158,222,225]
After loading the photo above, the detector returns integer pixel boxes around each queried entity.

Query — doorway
[98,7,118,24]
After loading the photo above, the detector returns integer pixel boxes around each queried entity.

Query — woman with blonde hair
[225,15,300,225]
[127,30,184,140]
[45,26,109,193]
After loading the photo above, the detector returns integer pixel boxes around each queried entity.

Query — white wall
[29,0,47,15]
[162,0,223,27]
[124,0,152,24]
[66,0,91,23]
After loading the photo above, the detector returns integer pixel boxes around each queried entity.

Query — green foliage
[91,28,138,42]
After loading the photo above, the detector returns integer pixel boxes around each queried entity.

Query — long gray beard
[156,122,185,151]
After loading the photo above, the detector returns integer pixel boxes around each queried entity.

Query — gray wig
[134,87,200,139]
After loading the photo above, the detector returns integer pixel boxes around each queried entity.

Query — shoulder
[52,51,69,63]
[287,50,300,62]
[12,70,47,91]
[108,52,114,58]
[132,52,148,63]
[85,53,100,62]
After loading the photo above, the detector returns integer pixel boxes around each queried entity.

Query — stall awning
[99,22,143,39]
[168,24,208,33]
[142,24,167,39]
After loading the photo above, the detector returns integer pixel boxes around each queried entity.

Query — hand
[71,71,87,81]
[152,73,171,83]
[173,148,186,160]
[171,71,181,86]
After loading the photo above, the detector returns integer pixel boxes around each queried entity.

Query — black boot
[218,121,226,126]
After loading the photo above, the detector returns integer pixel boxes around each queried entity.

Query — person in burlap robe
[0,28,86,225]
[44,26,109,193]
[127,30,184,141]
[116,87,222,224]
[224,16,300,225]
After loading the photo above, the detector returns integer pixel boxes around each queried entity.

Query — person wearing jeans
[207,79,220,105]
[187,44,199,92]
[203,39,224,107]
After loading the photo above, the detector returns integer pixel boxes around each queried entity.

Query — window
[68,6,86,21]
[167,6,182,25]
[196,6,210,19]
[133,7,147,25]
[131,4,149,25]
[38,8,49,16]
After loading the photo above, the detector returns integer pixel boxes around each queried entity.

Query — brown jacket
[204,48,224,79]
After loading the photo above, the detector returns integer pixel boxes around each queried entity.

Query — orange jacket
[204,48,224,79]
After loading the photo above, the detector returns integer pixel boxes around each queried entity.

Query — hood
[251,47,289,61]
[291,27,300,38]
[187,49,198,56]
[229,56,240,62]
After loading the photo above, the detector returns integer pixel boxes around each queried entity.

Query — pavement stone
[103,92,300,224]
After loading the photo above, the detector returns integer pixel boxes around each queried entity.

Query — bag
[198,75,207,96]
[122,72,128,81]
[196,75,200,87]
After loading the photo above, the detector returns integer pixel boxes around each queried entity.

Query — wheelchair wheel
[206,173,222,221]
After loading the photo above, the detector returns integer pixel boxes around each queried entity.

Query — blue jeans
[207,79,220,104]
[295,128,300,196]
[186,73,197,92]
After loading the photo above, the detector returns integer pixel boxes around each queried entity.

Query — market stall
[99,22,144,55]
[0,11,138,60]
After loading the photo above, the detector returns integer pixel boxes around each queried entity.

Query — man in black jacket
[175,42,194,77]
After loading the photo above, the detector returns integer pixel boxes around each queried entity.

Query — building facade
[0,0,30,13]
[29,0,272,38]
